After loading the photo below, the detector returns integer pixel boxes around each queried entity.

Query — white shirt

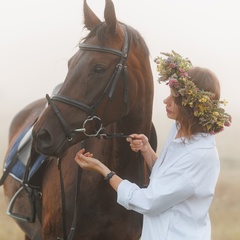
[117,124,220,240]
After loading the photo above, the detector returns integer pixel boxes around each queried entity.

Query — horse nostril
[36,129,52,148]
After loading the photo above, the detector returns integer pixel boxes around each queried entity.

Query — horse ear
[104,0,117,34]
[83,0,101,31]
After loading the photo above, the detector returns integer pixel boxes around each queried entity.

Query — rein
[57,156,82,240]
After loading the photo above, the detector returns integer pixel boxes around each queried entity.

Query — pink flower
[169,63,176,68]
[178,68,188,77]
[224,122,231,127]
[182,72,188,77]
[169,78,179,88]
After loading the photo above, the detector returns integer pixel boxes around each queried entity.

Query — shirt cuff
[117,179,139,210]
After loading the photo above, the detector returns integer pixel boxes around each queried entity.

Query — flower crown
[154,51,231,134]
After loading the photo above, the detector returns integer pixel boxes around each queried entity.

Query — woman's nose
[163,95,170,105]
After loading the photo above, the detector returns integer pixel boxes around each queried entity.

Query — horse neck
[127,63,154,135]
[127,92,154,135]
[111,115,152,182]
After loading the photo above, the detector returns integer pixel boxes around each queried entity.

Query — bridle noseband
[46,24,130,142]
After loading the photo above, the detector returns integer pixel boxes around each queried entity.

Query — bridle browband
[46,24,130,142]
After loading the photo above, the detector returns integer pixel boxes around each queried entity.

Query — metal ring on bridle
[73,116,103,137]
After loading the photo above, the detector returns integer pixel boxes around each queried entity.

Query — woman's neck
[176,129,187,139]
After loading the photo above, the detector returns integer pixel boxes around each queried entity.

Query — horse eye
[94,65,106,74]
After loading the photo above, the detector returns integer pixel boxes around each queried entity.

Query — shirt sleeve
[117,167,195,216]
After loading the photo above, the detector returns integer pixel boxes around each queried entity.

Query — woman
[75,51,231,240]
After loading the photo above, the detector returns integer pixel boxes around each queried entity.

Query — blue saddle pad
[4,125,46,184]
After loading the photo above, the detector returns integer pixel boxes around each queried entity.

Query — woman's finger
[75,148,85,158]
[84,152,93,157]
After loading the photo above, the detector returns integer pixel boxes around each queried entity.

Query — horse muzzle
[32,116,104,157]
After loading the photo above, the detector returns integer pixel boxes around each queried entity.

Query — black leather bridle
[46,24,130,142]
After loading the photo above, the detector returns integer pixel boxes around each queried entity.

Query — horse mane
[81,22,150,57]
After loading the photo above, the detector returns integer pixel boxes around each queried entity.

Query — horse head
[32,0,153,157]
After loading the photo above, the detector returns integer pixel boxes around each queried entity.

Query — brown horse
[2,0,156,239]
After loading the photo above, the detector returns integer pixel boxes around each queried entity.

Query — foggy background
[0,0,239,239]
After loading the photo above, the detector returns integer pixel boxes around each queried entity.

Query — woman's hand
[126,134,149,153]
[75,148,102,173]
[75,149,122,191]
[127,134,157,170]
[75,148,112,178]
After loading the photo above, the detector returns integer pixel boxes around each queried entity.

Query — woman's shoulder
[171,133,218,165]
[187,133,216,150]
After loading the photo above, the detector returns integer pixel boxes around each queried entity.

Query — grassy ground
[210,160,240,240]
[0,197,24,239]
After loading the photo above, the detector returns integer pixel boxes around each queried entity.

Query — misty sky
[0,0,239,158]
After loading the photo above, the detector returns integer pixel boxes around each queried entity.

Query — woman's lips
[166,108,171,114]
